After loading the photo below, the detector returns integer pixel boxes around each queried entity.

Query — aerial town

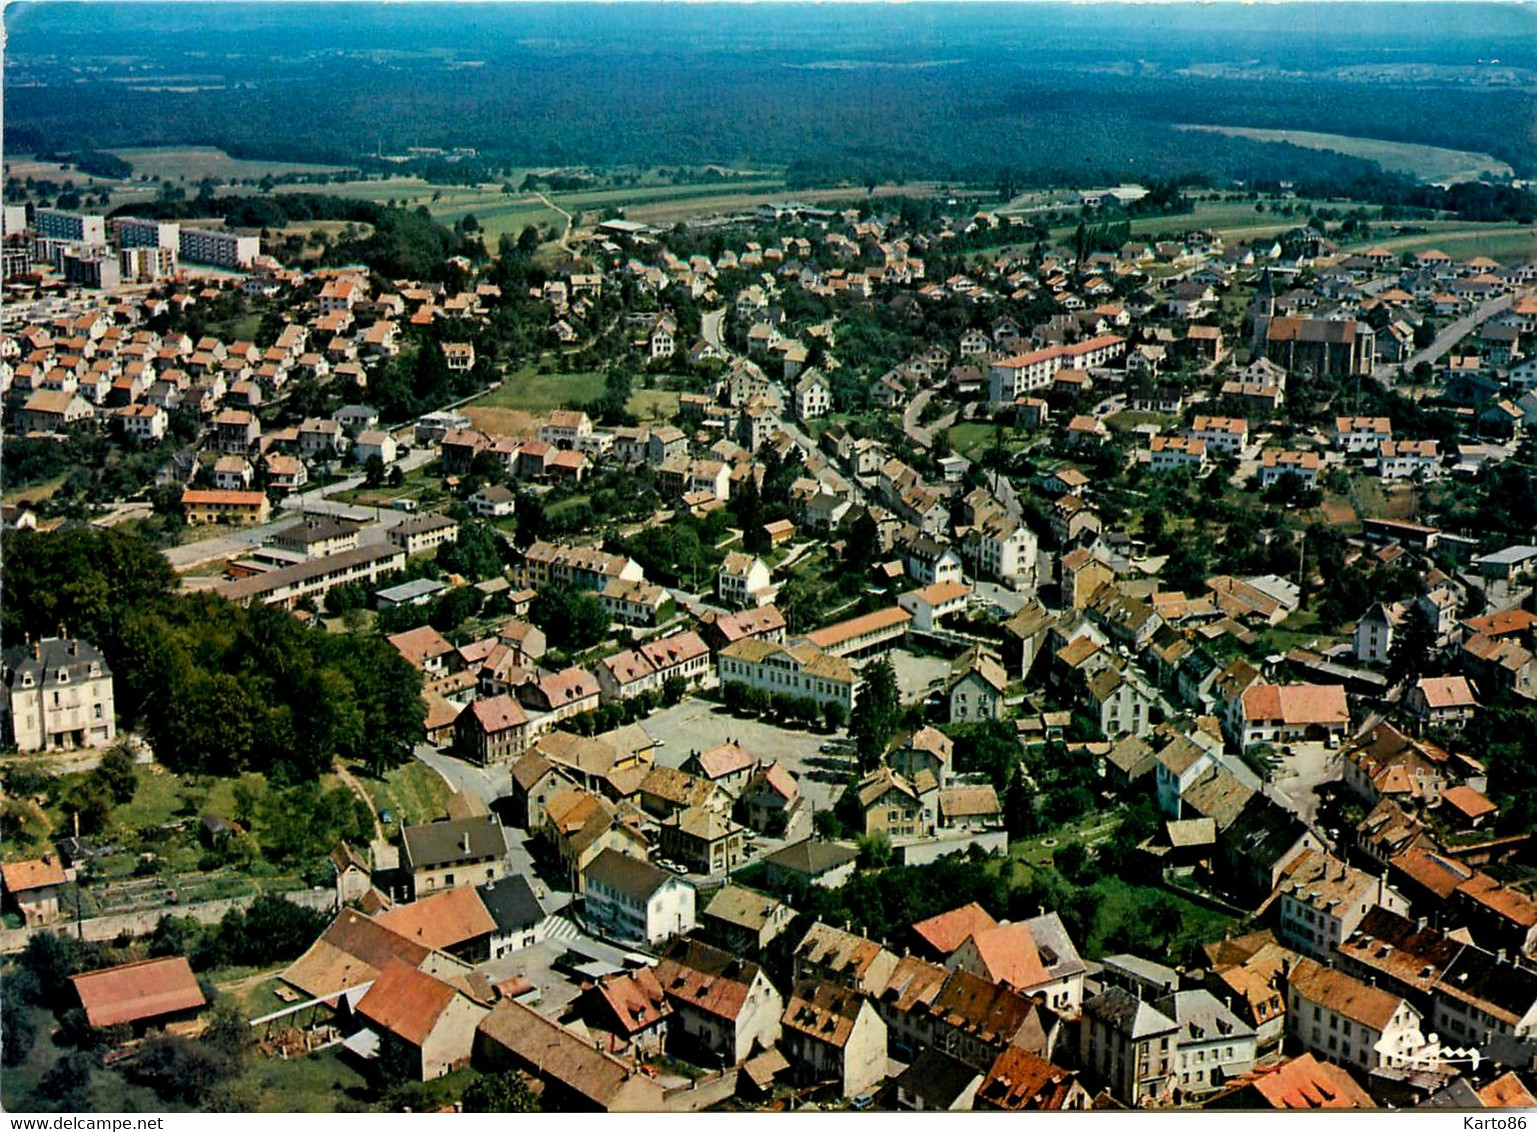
[4,12,1537,1114]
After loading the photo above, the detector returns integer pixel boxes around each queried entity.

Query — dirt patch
[1320,499,1357,526]
[466,406,539,437]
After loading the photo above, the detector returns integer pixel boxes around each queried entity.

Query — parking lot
[641,696,852,816]
[885,649,953,705]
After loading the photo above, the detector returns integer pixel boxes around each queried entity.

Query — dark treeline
[8,4,1534,184]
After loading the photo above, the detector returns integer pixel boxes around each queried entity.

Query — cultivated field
[109,146,347,182]
[1177,126,1513,184]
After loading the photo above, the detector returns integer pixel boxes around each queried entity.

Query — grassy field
[1176,126,1512,184]
[1343,223,1536,263]
[357,760,453,831]
[471,368,606,414]
[109,146,347,182]
[945,422,998,460]
[630,389,681,422]
[1004,816,1241,959]
[241,1046,377,1113]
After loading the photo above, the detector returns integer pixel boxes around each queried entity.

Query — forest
[6,4,1534,187]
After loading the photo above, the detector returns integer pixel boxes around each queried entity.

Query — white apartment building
[1149,435,1207,472]
[111,216,179,253]
[1189,416,1249,456]
[1378,440,1440,481]
[716,553,774,609]
[718,639,856,713]
[1259,450,1321,489]
[962,514,1037,591]
[35,208,106,245]
[2,638,116,753]
[1286,958,1431,1073]
[1273,850,1410,961]
[1333,416,1393,455]
[179,227,259,269]
[583,849,696,946]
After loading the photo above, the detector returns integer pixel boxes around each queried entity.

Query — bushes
[150,894,330,972]
[719,681,823,727]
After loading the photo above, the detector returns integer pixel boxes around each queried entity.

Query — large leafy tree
[850,657,900,771]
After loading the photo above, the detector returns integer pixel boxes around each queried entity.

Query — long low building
[214,542,406,609]
[802,606,912,658]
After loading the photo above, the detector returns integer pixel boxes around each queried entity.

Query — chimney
[461,833,471,853]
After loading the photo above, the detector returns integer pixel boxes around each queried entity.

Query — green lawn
[241,1046,378,1113]
[630,389,681,422]
[112,766,240,833]
[109,145,345,182]
[1343,223,1537,263]
[357,760,453,830]
[1174,127,1511,184]
[471,368,606,414]
[1087,875,1240,960]
[208,311,262,343]
[945,422,999,460]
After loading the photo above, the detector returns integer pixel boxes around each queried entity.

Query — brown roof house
[354,959,489,1080]
[1,854,68,924]
[781,980,889,1098]
[474,999,666,1112]
[794,921,900,996]
[400,814,508,899]
[700,884,796,956]
[576,968,672,1059]
[944,912,1087,1016]
[654,937,784,1066]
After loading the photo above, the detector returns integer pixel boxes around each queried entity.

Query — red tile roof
[911,903,1000,957]
[1,855,67,893]
[356,959,461,1047]
[70,957,206,1028]
[1441,784,1498,822]
[373,887,496,952]
[1245,1053,1375,1109]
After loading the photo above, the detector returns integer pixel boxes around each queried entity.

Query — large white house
[717,553,775,609]
[718,639,856,713]
[1,637,116,753]
[583,849,695,946]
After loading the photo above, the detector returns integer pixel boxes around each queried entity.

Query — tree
[529,584,608,652]
[1387,605,1436,687]
[94,740,138,805]
[363,454,386,488]
[856,831,892,868]
[1053,842,1099,885]
[813,809,845,840]
[463,1070,541,1113]
[821,699,847,733]
[849,658,900,771]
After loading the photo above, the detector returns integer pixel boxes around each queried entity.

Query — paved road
[1371,293,1513,392]
[903,387,939,447]
[701,307,727,353]
[415,742,510,804]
